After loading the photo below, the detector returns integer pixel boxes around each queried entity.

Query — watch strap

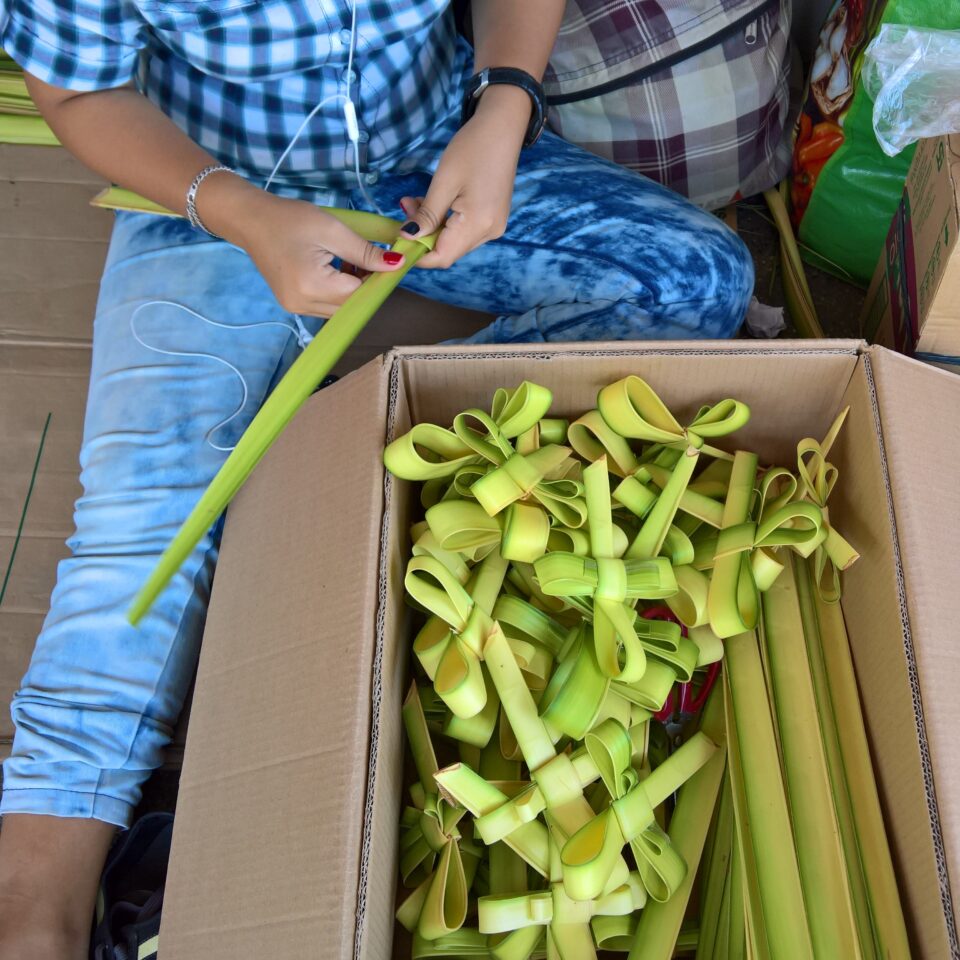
[461,67,546,148]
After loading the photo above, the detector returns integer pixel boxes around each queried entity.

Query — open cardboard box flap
[158,340,960,960]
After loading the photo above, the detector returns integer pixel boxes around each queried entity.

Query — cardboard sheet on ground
[0,146,106,758]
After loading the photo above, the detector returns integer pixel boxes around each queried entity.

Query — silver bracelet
[185,164,233,237]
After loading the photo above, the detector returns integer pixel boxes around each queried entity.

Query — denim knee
[700,227,755,339]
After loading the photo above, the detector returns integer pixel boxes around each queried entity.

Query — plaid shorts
[544,0,797,210]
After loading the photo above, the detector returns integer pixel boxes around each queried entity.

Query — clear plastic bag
[864,24,960,156]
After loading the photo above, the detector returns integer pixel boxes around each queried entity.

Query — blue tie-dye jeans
[1,130,752,825]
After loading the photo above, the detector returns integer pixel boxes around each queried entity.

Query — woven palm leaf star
[411,926,545,960]
[705,451,825,639]
[385,382,552,485]
[794,408,860,602]
[451,409,587,530]
[477,870,647,960]
[595,375,750,462]
[579,719,688,903]
[397,685,482,941]
[385,382,573,521]
[568,377,749,632]
[425,499,553,565]
[533,459,677,684]
[558,723,717,903]
[474,625,633,896]
[406,549,508,719]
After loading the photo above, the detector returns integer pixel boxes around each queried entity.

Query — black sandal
[91,812,173,960]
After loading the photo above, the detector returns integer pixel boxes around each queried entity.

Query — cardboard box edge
[865,345,960,950]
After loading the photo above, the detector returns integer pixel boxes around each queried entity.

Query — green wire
[1,412,51,606]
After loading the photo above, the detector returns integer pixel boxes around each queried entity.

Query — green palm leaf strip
[760,552,862,958]
[628,685,726,959]
[798,556,910,958]
[724,627,814,959]
[0,113,58,145]
[764,183,825,339]
[0,55,58,143]
[694,770,734,960]
[794,555,876,955]
[90,186,180,217]
[128,214,437,622]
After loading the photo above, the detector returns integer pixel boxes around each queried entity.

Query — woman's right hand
[201,173,406,317]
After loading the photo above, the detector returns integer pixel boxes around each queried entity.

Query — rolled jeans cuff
[0,785,133,828]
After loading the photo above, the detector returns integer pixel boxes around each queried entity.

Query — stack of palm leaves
[0,51,58,145]
[0,56,163,203]
[0,55,167,214]
[383,376,909,958]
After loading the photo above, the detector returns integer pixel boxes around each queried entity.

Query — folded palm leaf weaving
[386,378,908,959]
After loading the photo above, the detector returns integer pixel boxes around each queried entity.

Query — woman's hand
[399,84,530,269]
[202,178,406,317]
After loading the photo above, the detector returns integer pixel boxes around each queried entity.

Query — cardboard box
[158,340,960,959]
[861,135,960,370]
[0,143,489,764]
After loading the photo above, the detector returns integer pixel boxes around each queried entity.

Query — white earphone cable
[129,6,387,455]
[264,0,383,213]
[264,93,345,192]
[129,301,314,453]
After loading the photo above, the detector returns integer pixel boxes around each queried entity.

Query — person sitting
[0,2,753,956]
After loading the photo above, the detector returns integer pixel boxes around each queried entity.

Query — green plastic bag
[790,0,960,285]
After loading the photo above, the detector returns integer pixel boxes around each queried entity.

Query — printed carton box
[861,136,960,370]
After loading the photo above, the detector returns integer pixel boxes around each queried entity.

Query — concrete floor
[737,205,867,339]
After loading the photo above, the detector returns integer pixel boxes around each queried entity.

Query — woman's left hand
[399,84,530,268]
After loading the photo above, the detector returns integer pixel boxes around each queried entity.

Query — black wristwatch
[461,67,547,148]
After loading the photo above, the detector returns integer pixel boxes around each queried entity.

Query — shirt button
[339,28,353,45]
[343,68,358,85]
[357,129,370,144]
[365,171,379,185]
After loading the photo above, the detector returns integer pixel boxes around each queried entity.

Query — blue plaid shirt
[2,1,472,198]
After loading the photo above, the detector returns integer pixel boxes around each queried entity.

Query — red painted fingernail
[383,251,403,265]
